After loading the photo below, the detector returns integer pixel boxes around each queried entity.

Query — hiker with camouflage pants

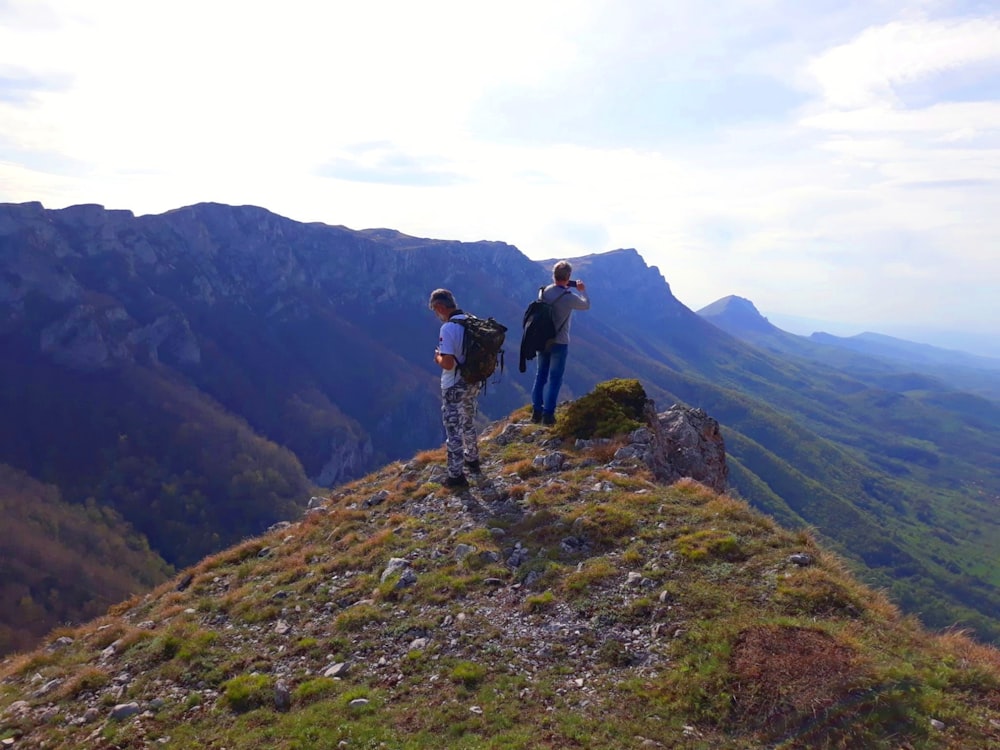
[429,289,481,490]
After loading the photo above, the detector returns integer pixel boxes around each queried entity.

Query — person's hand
[575,280,586,292]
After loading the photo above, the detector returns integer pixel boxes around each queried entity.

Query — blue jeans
[532,344,568,416]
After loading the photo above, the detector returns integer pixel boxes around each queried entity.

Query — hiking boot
[531,409,543,424]
[464,459,482,474]
[444,474,469,489]
[541,412,556,426]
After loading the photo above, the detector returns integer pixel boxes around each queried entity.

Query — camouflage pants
[442,379,480,477]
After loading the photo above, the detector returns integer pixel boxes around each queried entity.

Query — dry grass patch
[671,477,720,505]
[527,481,582,509]
[106,593,143,617]
[728,624,865,737]
[577,436,628,464]
[350,528,398,566]
[509,458,542,479]
[703,494,758,523]
[51,666,110,700]
[413,448,445,466]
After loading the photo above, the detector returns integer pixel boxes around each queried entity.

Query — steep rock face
[646,403,728,492]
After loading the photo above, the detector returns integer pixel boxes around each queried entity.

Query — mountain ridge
[2,200,999,653]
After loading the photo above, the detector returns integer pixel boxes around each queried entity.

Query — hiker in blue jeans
[532,261,590,425]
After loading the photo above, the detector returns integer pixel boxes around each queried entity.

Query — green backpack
[457,315,508,386]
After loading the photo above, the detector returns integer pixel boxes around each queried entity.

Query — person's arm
[434,350,458,370]
[571,281,590,310]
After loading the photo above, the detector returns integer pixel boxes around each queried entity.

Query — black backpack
[518,287,569,372]
[456,314,507,386]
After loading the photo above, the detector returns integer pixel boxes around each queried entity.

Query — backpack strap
[447,309,468,369]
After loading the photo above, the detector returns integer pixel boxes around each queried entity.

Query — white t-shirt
[438,314,467,389]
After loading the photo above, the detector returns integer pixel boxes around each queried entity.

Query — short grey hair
[552,261,572,282]
[428,288,457,309]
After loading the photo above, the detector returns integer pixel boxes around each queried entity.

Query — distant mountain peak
[697,295,778,335]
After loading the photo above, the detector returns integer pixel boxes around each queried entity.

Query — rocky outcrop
[608,402,728,492]
[647,403,728,492]
[569,400,728,492]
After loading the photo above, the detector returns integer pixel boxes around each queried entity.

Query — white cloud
[805,16,1000,109]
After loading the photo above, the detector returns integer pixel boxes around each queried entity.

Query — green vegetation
[554,378,647,439]
[222,674,274,713]
[1,396,996,749]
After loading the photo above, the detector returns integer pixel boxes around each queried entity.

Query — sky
[1,0,998,355]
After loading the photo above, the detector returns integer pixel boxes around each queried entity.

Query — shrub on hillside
[221,673,273,713]
[555,379,648,440]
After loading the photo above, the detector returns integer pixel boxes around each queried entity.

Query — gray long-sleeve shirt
[541,284,591,345]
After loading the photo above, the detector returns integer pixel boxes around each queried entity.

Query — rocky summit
[1,391,999,749]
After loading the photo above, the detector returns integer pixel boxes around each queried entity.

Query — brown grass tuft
[729,624,864,735]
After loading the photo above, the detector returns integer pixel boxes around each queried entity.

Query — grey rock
[381,557,410,583]
[3,700,29,718]
[363,489,390,508]
[560,536,587,553]
[33,679,62,698]
[395,568,418,589]
[495,423,528,445]
[274,680,292,712]
[507,544,530,568]
[644,403,728,492]
[533,452,567,471]
[575,438,612,449]
[614,444,645,461]
[47,636,74,651]
[788,553,814,566]
[110,702,141,721]
[629,427,654,444]
[323,662,351,678]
